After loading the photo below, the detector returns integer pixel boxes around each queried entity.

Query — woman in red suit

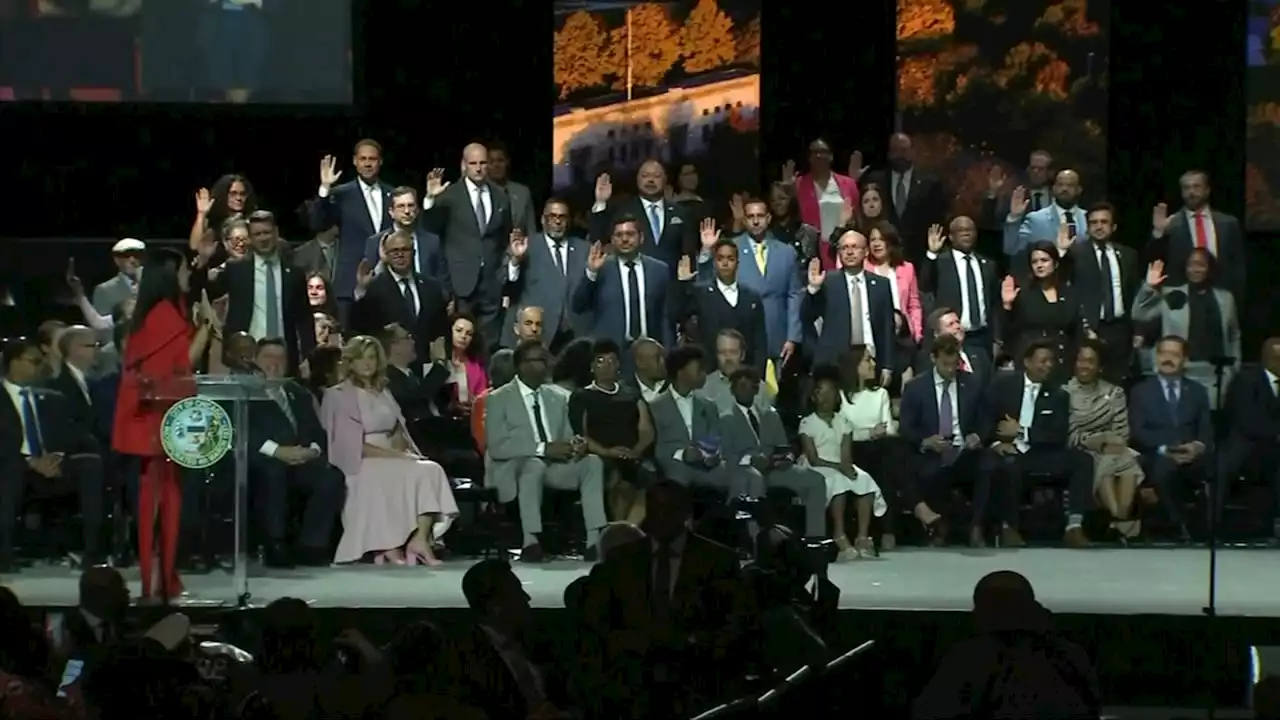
[113,248,220,602]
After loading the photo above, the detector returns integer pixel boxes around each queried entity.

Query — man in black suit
[0,338,105,571]
[363,185,453,301]
[46,325,99,440]
[1148,170,1246,302]
[670,237,768,370]
[917,307,991,392]
[918,215,1001,362]
[1221,338,1280,540]
[588,162,697,276]
[377,322,448,424]
[803,230,895,378]
[311,139,396,309]
[898,335,988,547]
[862,133,947,261]
[210,210,316,373]
[350,230,450,364]
[1068,202,1142,384]
[447,559,569,720]
[983,341,1094,548]
[1130,336,1215,542]
[248,338,345,568]
[422,143,513,341]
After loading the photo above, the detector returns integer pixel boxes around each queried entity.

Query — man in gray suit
[649,345,765,506]
[487,140,536,237]
[719,367,827,538]
[503,199,590,351]
[91,237,144,316]
[484,340,607,563]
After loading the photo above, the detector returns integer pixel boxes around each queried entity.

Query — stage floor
[3,547,1278,616]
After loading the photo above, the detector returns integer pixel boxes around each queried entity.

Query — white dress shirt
[1267,368,1280,397]
[4,380,41,456]
[1016,375,1041,453]
[249,253,284,341]
[635,376,663,404]
[586,256,649,339]
[507,234,568,282]
[422,178,491,225]
[65,363,90,403]
[1185,207,1218,256]
[641,198,664,238]
[844,271,875,355]
[933,371,964,446]
[388,269,419,315]
[361,181,383,231]
[1094,242,1125,319]
[950,248,986,330]
[517,379,553,456]
[717,279,739,307]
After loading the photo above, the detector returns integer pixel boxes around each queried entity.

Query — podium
[145,373,281,606]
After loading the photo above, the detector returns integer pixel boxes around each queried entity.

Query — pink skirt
[334,457,459,563]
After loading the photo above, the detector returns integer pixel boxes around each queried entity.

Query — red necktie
[959,357,970,373]
[1193,212,1209,250]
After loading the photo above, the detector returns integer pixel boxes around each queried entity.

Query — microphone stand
[1203,357,1233,621]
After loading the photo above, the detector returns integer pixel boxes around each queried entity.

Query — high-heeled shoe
[374,550,406,565]
[405,540,443,567]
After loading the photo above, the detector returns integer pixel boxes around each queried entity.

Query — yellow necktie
[755,242,767,274]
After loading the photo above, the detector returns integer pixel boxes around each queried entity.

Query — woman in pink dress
[322,335,459,565]
[444,313,488,416]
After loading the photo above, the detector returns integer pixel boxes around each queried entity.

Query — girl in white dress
[797,374,888,560]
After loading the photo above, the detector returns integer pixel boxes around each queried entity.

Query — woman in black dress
[568,339,655,524]
[1000,239,1092,384]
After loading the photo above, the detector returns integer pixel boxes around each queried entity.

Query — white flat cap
[111,237,146,254]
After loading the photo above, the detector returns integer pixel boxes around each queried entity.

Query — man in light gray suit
[1002,169,1088,259]
[503,199,591,351]
[484,340,607,563]
[487,141,536,237]
[91,238,144,316]
[719,367,827,538]
[649,345,766,503]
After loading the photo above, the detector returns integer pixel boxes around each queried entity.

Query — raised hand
[677,256,696,282]
[1145,260,1167,287]
[781,159,797,184]
[806,257,826,288]
[987,164,1006,194]
[1000,275,1019,307]
[195,188,213,215]
[926,223,946,253]
[425,168,450,198]
[699,218,720,249]
[1152,202,1172,234]
[847,150,868,181]
[65,259,83,298]
[1010,186,1029,217]
[729,193,745,223]
[319,155,342,189]
[594,173,613,204]
[356,259,374,290]
[839,196,854,226]
[509,230,528,260]
[1055,220,1073,253]
[587,241,608,272]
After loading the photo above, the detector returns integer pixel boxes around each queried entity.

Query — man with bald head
[1005,168,1087,258]
[589,160,697,277]
[919,215,1001,362]
[861,133,946,260]
[802,230,896,378]
[423,143,513,343]
[512,306,544,345]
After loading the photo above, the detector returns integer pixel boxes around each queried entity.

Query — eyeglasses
[385,248,413,256]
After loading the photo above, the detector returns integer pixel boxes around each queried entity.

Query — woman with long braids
[113,248,222,602]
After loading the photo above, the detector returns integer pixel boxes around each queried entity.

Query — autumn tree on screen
[735,15,761,66]
[603,2,682,90]
[681,0,735,73]
[553,10,609,99]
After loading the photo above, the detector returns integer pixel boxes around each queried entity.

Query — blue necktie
[648,203,662,242]
[21,389,43,457]
[1165,381,1179,419]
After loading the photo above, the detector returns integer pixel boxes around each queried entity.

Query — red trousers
[138,457,182,599]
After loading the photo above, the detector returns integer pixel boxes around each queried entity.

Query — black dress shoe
[519,543,546,563]
[294,547,332,567]
[263,543,295,569]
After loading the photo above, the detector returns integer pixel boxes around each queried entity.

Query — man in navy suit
[916,307,991,392]
[802,230,894,380]
[311,139,396,313]
[1130,335,1215,542]
[1220,338,1280,540]
[363,186,452,301]
[672,237,768,371]
[572,214,674,359]
[982,341,1094,549]
[898,335,988,547]
[588,162,696,277]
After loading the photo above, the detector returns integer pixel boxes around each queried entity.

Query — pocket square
[1038,409,1053,415]
[669,216,683,225]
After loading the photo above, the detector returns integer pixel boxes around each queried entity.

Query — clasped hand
[27,453,63,478]
[545,438,586,461]
[682,446,716,465]
[921,435,952,453]
[1167,442,1204,465]
[996,415,1021,441]
[275,445,319,465]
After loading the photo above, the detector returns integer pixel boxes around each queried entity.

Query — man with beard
[504,199,589,352]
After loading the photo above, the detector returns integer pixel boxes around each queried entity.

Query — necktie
[894,175,908,214]
[552,240,566,276]
[1166,381,1179,418]
[473,186,487,228]
[626,261,644,340]
[938,381,954,437]
[272,387,296,428]
[1065,211,1078,241]
[746,407,761,439]
[963,254,983,329]
[755,242,767,274]
[21,389,43,457]
[1097,243,1116,321]
[530,391,549,443]
[1032,191,1043,211]
[651,543,673,619]
[366,185,380,228]
[1194,212,1209,250]
[647,202,662,242]
[400,277,416,316]
[848,275,865,344]
[263,258,281,339]
[320,244,334,279]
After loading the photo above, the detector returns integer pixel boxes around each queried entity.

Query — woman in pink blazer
[445,314,489,416]
[864,223,923,341]
[788,140,862,269]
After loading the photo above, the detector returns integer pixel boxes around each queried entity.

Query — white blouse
[838,387,895,441]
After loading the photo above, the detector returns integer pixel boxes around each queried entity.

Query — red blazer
[865,259,924,341]
[794,172,860,269]
[112,300,195,457]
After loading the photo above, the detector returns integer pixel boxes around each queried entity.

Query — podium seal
[160,397,234,469]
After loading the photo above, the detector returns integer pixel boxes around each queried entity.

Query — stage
[3,547,1278,616]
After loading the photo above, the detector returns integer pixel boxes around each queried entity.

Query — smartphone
[57,659,84,698]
